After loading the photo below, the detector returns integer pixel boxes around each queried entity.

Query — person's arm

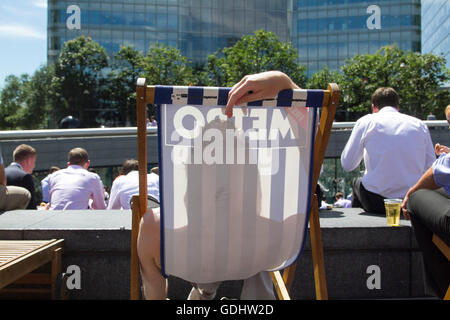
[107,179,121,210]
[401,166,438,220]
[340,120,366,172]
[90,175,107,209]
[224,71,299,118]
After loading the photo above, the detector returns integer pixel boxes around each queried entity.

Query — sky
[0,0,47,89]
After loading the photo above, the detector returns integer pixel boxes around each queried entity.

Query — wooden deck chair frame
[432,234,450,300]
[130,79,339,300]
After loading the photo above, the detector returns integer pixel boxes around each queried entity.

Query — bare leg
[137,208,167,299]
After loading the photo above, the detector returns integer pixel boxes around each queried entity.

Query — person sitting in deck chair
[137,71,300,300]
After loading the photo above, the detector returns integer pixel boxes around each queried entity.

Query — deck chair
[0,239,65,299]
[432,234,450,300]
[131,79,339,300]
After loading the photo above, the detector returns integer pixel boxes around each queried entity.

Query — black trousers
[408,188,450,299]
[351,177,386,215]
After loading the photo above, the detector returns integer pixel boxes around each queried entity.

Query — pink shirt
[48,165,106,210]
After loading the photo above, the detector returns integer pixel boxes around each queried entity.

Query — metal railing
[0,121,447,140]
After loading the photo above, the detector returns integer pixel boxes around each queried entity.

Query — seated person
[40,166,60,203]
[48,148,106,210]
[341,87,435,214]
[137,71,300,299]
[333,192,352,208]
[402,152,450,299]
[434,105,450,156]
[5,144,37,209]
[107,159,159,210]
[0,150,30,210]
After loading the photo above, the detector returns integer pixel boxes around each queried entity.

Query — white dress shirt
[48,165,106,210]
[107,171,159,210]
[341,107,435,198]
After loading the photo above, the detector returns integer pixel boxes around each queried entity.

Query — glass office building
[48,0,292,64]
[48,0,421,76]
[294,0,421,76]
[421,0,449,74]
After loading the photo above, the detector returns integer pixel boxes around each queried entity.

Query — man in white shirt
[341,87,435,214]
[48,148,106,210]
[107,159,160,210]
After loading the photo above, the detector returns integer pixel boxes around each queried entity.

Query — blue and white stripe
[153,85,324,108]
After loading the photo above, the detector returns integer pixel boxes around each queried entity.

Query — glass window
[168,12,178,31]
[338,42,347,58]
[245,11,256,33]
[349,41,358,57]
[318,43,327,58]
[298,19,307,33]
[234,9,245,33]
[255,10,266,30]
[328,42,337,59]
[298,44,308,59]
[201,7,211,31]
[157,6,167,29]
[308,43,318,57]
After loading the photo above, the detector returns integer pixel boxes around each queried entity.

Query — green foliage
[0,65,54,130]
[306,66,345,90]
[141,43,194,86]
[0,74,28,129]
[205,30,306,87]
[53,35,109,127]
[1,35,449,129]
[105,46,145,126]
[341,45,450,120]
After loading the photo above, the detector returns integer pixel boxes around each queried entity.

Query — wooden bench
[0,239,65,299]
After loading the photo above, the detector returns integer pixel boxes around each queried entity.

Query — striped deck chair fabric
[155,85,325,284]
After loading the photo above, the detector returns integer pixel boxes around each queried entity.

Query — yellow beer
[384,199,402,227]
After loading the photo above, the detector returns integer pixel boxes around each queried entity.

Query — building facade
[294,0,421,75]
[48,0,421,76]
[48,0,293,65]
[421,0,449,82]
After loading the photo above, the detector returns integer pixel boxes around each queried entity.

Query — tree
[0,65,55,130]
[205,30,306,87]
[22,65,56,129]
[0,74,29,129]
[306,66,345,90]
[141,43,194,86]
[54,36,109,127]
[341,45,450,120]
[106,46,145,126]
[306,67,347,120]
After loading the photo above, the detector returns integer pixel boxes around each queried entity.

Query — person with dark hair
[5,144,37,209]
[333,192,352,208]
[119,159,139,176]
[341,87,435,214]
[107,159,159,210]
[0,149,31,210]
[48,148,106,210]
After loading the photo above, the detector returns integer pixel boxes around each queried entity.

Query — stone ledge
[0,208,425,300]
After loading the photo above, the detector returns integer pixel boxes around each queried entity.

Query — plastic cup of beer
[384,199,402,226]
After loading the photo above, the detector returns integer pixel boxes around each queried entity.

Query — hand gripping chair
[131,79,339,300]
